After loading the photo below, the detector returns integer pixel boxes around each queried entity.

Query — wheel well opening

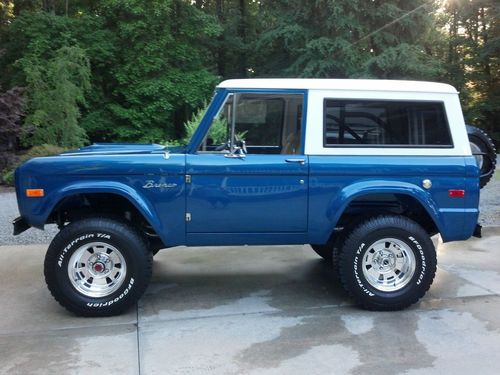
[48,193,165,249]
[333,193,439,239]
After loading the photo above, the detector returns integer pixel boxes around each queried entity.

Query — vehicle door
[186,91,308,236]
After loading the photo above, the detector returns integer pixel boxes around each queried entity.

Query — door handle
[285,158,306,165]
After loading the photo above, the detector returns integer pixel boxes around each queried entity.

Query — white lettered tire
[338,215,436,311]
[44,217,152,316]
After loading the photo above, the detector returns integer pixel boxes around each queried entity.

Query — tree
[0,86,24,175]
[21,46,90,148]
[78,0,221,142]
[0,1,14,27]
[0,0,496,148]
[251,0,443,80]
[195,0,260,79]
[0,85,24,152]
[0,86,24,150]
[440,0,499,136]
[0,1,222,144]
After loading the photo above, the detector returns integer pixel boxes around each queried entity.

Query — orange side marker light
[26,189,45,198]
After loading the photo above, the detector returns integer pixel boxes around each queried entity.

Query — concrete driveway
[1,227,500,375]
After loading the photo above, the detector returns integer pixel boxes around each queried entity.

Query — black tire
[311,233,344,268]
[338,215,436,311]
[311,244,333,263]
[152,248,161,256]
[466,125,497,188]
[44,217,152,317]
[148,237,165,256]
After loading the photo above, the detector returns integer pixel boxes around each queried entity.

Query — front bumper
[12,217,30,236]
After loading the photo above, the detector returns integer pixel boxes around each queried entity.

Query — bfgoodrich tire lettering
[44,217,152,317]
[339,215,436,311]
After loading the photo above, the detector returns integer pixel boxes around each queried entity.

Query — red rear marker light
[26,189,44,198]
[448,189,465,198]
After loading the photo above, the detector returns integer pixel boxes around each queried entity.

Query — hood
[17,141,186,179]
[61,143,167,156]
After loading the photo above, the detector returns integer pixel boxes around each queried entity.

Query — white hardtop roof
[217,79,458,94]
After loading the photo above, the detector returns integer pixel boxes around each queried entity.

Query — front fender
[29,181,163,242]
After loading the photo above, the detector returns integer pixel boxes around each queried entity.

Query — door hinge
[185,174,192,184]
[185,212,191,222]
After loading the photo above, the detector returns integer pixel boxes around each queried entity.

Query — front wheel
[311,233,344,269]
[310,244,333,263]
[44,217,152,317]
[338,215,436,311]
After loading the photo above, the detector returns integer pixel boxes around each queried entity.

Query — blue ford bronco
[13,79,496,316]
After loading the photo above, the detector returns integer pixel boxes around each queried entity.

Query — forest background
[0,0,498,183]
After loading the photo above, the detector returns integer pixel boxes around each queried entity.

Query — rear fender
[324,180,443,240]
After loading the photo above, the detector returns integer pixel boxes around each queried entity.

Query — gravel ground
[478,167,500,227]
[1,164,499,246]
[0,188,58,246]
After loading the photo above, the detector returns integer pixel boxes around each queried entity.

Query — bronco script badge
[142,180,178,189]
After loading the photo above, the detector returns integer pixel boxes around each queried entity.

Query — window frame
[234,94,287,150]
[191,89,308,155]
[322,98,454,149]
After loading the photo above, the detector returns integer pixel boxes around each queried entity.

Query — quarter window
[324,99,453,147]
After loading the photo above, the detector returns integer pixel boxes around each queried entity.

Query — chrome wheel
[68,242,127,298]
[361,238,416,292]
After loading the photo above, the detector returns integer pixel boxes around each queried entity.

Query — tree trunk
[216,0,225,77]
[42,0,55,14]
[238,0,247,77]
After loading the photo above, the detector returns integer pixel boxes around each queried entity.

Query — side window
[199,93,304,154]
[323,100,453,147]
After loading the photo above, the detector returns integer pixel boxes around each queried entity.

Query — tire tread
[466,125,497,188]
[338,215,436,311]
[44,216,152,317]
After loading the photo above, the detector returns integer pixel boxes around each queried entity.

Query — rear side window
[323,99,453,147]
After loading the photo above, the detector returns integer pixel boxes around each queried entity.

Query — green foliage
[0,1,14,27]
[78,0,222,143]
[21,46,90,148]
[0,86,24,179]
[253,0,443,80]
[0,1,221,145]
[182,107,208,145]
[439,0,499,137]
[20,144,66,160]
[168,104,228,146]
[0,0,497,147]
[363,43,443,80]
[0,10,80,88]
[1,168,14,185]
[0,86,25,152]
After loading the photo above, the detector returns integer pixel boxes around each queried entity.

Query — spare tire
[466,125,497,188]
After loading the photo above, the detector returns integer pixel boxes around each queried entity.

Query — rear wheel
[466,125,496,188]
[44,217,152,317]
[338,215,436,311]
